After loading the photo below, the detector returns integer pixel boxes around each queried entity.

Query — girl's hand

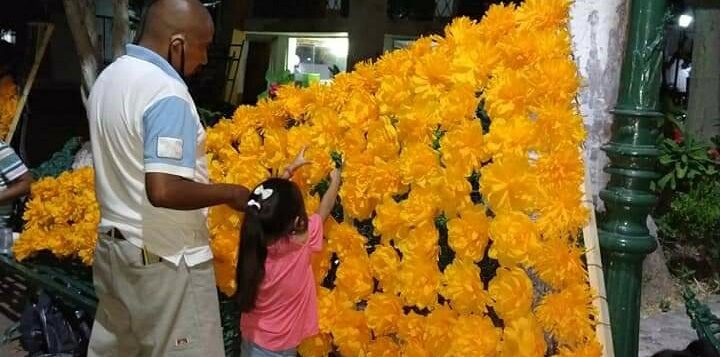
[329,168,341,185]
[291,146,311,169]
[283,146,311,178]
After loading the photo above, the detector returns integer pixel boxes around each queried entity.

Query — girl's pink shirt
[240,214,324,351]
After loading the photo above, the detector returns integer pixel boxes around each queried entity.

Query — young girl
[236,156,340,357]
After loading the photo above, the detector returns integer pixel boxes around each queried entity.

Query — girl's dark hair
[236,178,308,312]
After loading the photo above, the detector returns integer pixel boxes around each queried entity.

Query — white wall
[570,0,630,209]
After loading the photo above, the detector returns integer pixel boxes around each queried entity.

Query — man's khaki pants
[87,235,225,357]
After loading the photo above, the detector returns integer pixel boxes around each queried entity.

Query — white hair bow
[247,185,274,210]
[254,185,274,200]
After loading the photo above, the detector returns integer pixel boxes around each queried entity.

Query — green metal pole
[599,0,668,356]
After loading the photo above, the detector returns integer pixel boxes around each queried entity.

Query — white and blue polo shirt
[87,44,211,266]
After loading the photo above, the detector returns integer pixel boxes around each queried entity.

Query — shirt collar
[125,44,185,84]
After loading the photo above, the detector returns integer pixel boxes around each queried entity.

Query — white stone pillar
[570,0,630,209]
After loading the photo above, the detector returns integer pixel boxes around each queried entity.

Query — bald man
[86,1,248,355]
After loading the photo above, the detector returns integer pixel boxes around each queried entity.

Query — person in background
[0,41,31,230]
[0,139,32,228]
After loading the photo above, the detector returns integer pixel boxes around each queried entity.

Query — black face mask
[167,38,186,81]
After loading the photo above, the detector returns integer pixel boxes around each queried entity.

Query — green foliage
[657,180,720,254]
[653,136,717,192]
[197,107,224,127]
[329,65,342,78]
[257,70,296,100]
[30,137,84,179]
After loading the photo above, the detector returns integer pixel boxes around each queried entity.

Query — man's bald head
[138,0,214,77]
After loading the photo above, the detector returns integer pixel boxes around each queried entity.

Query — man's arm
[145,173,249,211]
[142,96,250,211]
[0,171,31,205]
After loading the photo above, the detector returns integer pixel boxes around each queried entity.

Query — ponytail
[236,211,268,312]
[235,178,308,312]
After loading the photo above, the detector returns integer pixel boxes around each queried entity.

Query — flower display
[13,168,99,264]
[14,0,602,355]
[0,75,18,138]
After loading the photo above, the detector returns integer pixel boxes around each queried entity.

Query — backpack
[18,291,92,357]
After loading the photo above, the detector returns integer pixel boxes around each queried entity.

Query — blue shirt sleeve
[143,96,198,179]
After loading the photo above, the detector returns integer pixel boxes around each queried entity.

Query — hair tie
[247,199,261,209]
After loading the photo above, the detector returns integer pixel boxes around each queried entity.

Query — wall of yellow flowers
[0,74,18,138]
[14,0,602,355]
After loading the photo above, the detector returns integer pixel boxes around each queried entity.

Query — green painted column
[598,0,668,356]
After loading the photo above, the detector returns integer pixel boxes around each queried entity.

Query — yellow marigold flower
[536,283,597,347]
[317,287,351,333]
[488,267,534,321]
[331,308,371,357]
[516,0,572,31]
[528,58,580,107]
[488,211,540,267]
[0,75,19,137]
[395,110,436,146]
[397,257,441,309]
[298,333,332,357]
[401,340,433,357]
[253,98,291,129]
[397,311,426,344]
[431,169,473,218]
[485,115,538,157]
[534,104,586,151]
[367,336,401,357]
[399,143,441,187]
[397,190,439,234]
[441,259,491,314]
[555,340,603,357]
[478,4,517,44]
[443,17,480,50]
[335,252,374,303]
[440,119,487,173]
[447,314,501,357]
[500,315,547,357]
[369,244,401,293]
[532,236,588,289]
[480,155,539,213]
[448,205,490,262]
[325,220,365,259]
[536,147,584,190]
[395,227,439,261]
[483,68,533,120]
[300,146,334,187]
[536,186,588,241]
[303,191,320,216]
[374,197,406,240]
[366,116,401,162]
[15,168,99,265]
[365,292,404,336]
[274,84,311,119]
[424,304,458,357]
[259,127,288,171]
[311,245,331,286]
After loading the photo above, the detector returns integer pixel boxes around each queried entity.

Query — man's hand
[145,173,249,211]
[226,185,251,211]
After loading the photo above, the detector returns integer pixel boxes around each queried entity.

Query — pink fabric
[240,214,324,351]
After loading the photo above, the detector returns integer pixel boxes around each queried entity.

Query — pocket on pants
[113,239,166,273]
